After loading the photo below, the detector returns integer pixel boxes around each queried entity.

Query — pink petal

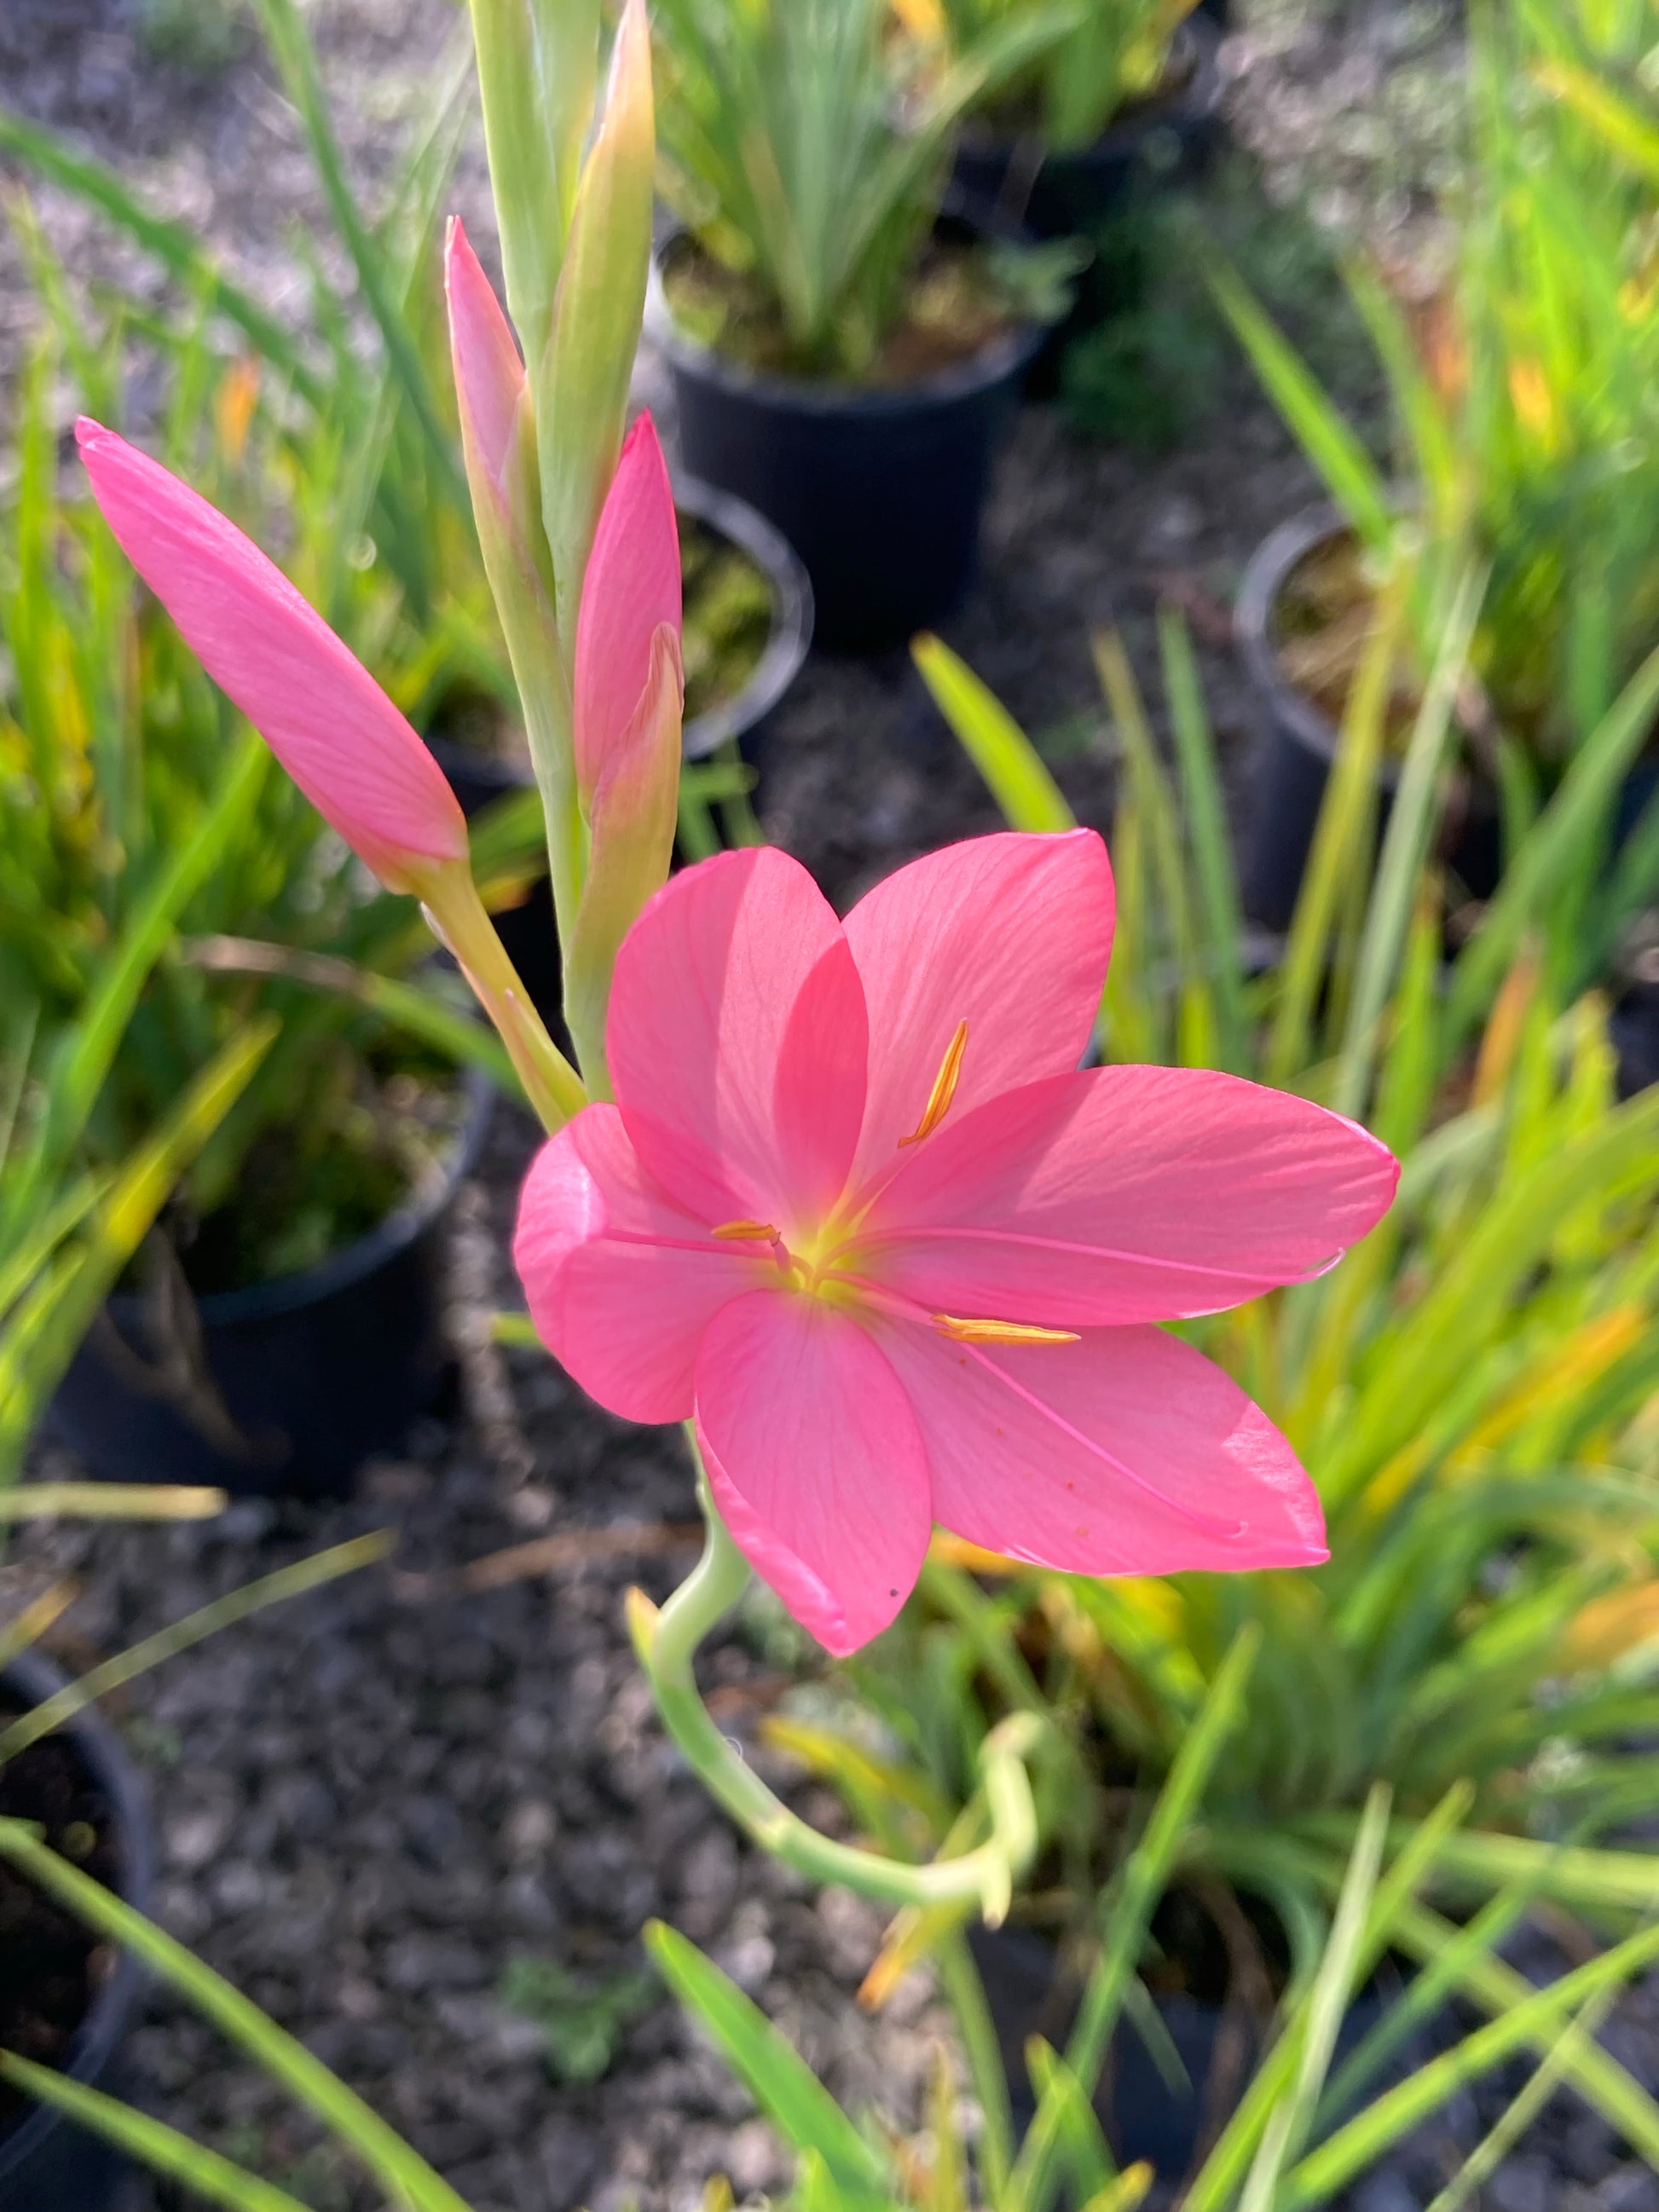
[841,831,1114,1193]
[513,1104,763,1424]
[880,1320,1327,1575]
[607,848,869,1231]
[76,419,467,892]
[858,1065,1399,1326]
[444,218,524,491]
[575,412,681,805]
[695,1293,931,1654]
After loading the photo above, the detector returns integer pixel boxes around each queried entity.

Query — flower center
[704,1017,1077,1348]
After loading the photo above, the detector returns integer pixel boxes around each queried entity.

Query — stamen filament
[899,1019,968,1147]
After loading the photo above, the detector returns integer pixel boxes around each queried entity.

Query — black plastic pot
[968,1919,1392,2182]
[1236,505,1659,929]
[49,1072,492,1499]
[1236,505,1506,931]
[424,475,813,1011]
[0,1649,155,2212]
[647,215,1044,653]
[676,473,815,786]
[951,17,1223,245]
[1611,919,1659,1097]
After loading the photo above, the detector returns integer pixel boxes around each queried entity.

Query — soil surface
[5,3,1656,2209]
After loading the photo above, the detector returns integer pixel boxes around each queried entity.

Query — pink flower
[573,412,682,808]
[76,418,469,898]
[514,834,1399,1654]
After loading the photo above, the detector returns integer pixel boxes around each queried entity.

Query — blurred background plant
[650,0,1077,376]
[0,0,559,1308]
[1207,0,1659,774]
[751,580,1659,2168]
[0,844,274,1487]
[894,0,1200,153]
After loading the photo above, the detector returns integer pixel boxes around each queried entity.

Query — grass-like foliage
[762,598,1659,2170]
[0,14,548,1292]
[899,0,1202,152]
[1205,0,1659,768]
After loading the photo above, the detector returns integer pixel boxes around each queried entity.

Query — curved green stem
[627,1435,1041,1918]
[424,863,587,1133]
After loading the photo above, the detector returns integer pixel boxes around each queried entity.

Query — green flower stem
[425,863,587,1134]
[628,1435,1041,1917]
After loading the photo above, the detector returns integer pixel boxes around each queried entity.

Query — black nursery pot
[1610,923,1659,1098]
[1235,505,1504,932]
[648,217,1044,654]
[675,471,816,817]
[951,17,1223,246]
[49,1072,493,1499]
[0,1649,155,2212]
[968,1917,1390,2182]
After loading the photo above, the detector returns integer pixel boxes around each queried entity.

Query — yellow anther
[711,1220,780,1241]
[899,1019,969,1147]
[932,1314,1080,1346]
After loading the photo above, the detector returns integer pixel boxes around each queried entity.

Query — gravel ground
[6,3,1657,2207]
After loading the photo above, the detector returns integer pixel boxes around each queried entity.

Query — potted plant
[910,0,1224,241]
[647,0,1075,649]
[1211,0,1659,925]
[2,350,513,1498]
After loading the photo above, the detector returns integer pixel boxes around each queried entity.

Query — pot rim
[674,472,815,762]
[956,14,1223,168]
[645,206,1048,415]
[109,1063,495,1330]
[0,1648,154,2183]
[1235,498,1354,769]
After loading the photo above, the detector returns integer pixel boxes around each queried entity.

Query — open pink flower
[514,833,1398,1654]
[76,418,468,898]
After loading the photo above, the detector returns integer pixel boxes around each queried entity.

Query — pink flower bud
[573,411,681,806]
[444,217,528,505]
[76,419,468,897]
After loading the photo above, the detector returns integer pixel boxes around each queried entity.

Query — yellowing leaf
[1446,1304,1648,1471]
[1561,1580,1659,1672]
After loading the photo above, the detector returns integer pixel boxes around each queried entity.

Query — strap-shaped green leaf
[645,1920,892,2203]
